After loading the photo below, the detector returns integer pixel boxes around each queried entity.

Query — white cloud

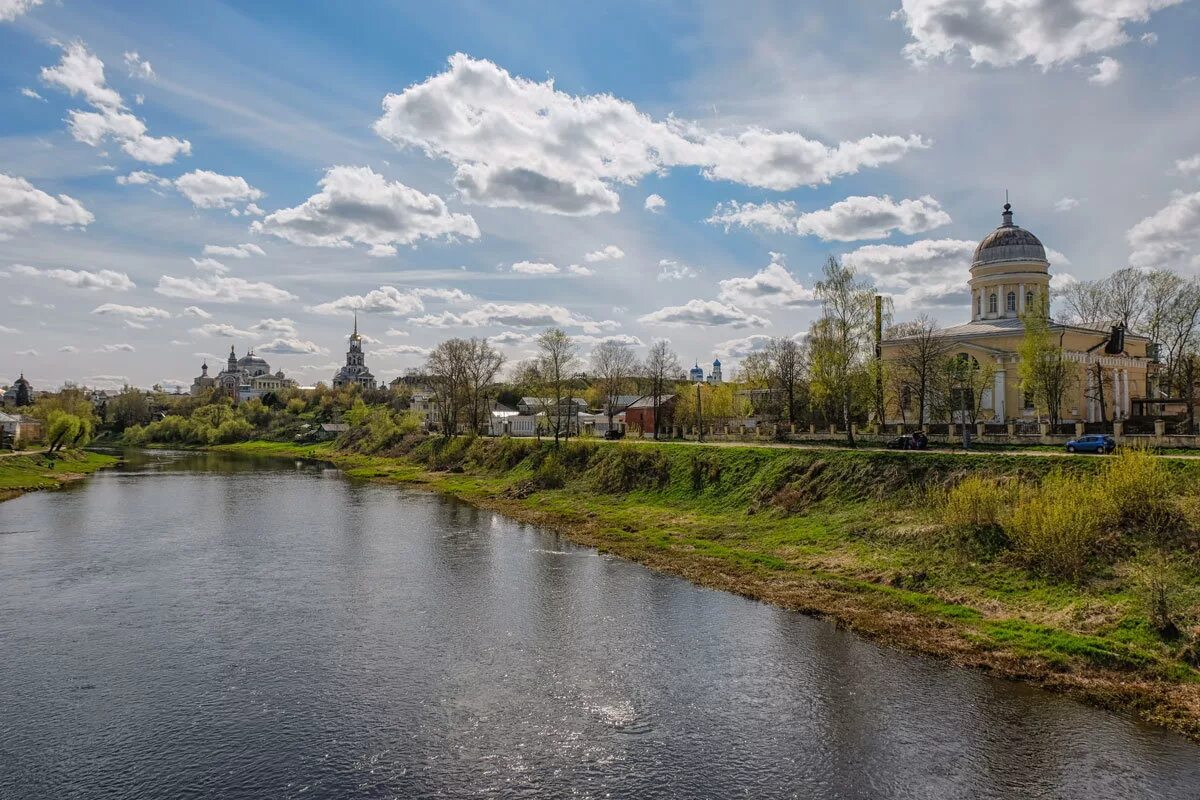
[9,264,133,290]
[250,317,298,336]
[183,305,211,318]
[1054,196,1080,212]
[0,325,18,335]
[717,253,818,308]
[385,327,410,337]
[203,243,265,259]
[1126,191,1200,269]
[189,257,229,274]
[715,334,774,359]
[584,245,625,262]
[256,337,323,355]
[567,264,593,276]
[413,287,473,303]
[1088,57,1122,85]
[638,299,769,328]
[91,303,171,321]
[644,193,666,213]
[155,274,297,304]
[372,54,927,215]
[409,301,605,330]
[243,203,265,217]
[58,345,78,353]
[116,170,171,187]
[487,331,537,347]
[96,343,136,353]
[1142,31,1159,45]
[511,260,559,274]
[843,238,975,308]
[307,285,426,316]
[1176,155,1200,177]
[374,343,432,357]
[191,322,253,338]
[896,0,1182,69]
[40,42,191,164]
[657,259,697,282]
[174,170,263,209]
[252,165,479,252]
[0,173,93,240]
[20,87,45,102]
[708,195,950,241]
[123,51,154,80]
[15,349,38,356]
[0,0,43,22]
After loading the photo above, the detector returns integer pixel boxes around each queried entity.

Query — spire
[353,312,358,338]
[1001,196,1014,228]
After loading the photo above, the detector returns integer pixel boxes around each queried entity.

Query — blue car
[1065,434,1116,454]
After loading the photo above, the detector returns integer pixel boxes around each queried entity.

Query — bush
[1003,472,1113,581]
[1103,445,1182,541]
[531,453,566,489]
[587,446,670,493]
[1129,552,1196,639]
[939,476,1018,556]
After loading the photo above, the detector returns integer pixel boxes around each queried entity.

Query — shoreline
[0,450,121,503]
[213,438,1200,742]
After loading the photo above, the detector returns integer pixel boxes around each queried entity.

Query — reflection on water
[1,449,1198,799]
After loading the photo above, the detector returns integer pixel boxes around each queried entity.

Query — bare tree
[1104,268,1147,331]
[887,315,950,428]
[426,338,471,436]
[536,328,578,444]
[642,339,681,440]
[1059,279,1108,328]
[766,337,807,426]
[463,338,505,434]
[590,339,638,432]
[811,256,877,445]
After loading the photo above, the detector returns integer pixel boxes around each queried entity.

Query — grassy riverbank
[0,450,120,502]
[218,437,1200,739]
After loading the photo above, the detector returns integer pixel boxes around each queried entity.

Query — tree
[1104,268,1147,332]
[105,386,152,432]
[463,338,505,434]
[641,340,681,440]
[45,410,93,453]
[888,315,950,429]
[426,338,471,436]
[590,339,638,431]
[1018,292,1072,429]
[811,256,877,445]
[536,328,578,444]
[1059,279,1108,329]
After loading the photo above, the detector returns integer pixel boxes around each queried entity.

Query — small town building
[623,394,676,436]
[331,316,377,390]
[0,411,42,445]
[688,359,723,384]
[193,348,295,401]
[3,373,33,407]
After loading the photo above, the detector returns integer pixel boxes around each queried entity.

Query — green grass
[0,450,120,499]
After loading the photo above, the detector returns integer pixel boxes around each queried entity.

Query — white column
[1112,368,1121,419]
[1018,283,1025,314]
[1122,369,1130,416]
[993,369,1006,420]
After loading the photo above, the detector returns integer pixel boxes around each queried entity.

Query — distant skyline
[3,0,1200,390]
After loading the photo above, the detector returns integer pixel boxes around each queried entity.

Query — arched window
[1025,291,1034,309]
[988,293,998,314]
[1006,291,1016,312]
[976,295,982,316]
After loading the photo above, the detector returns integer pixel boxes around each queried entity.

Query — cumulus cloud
[9,264,133,290]
[638,299,768,328]
[511,260,559,274]
[644,193,666,213]
[155,274,297,304]
[20,87,45,101]
[116,170,171,187]
[842,238,976,308]
[896,0,1182,69]
[202,243,266,259]
[189,257,229,274]
[308,285,426,316]
[40,41,191,164]
[91,302,171,321]
[0,173,93,239]
[96,343,135,353]
[584,245,625,262]
[1176,155,1200,177]
[656,259,697,282]
[715,334,774,359]
[250,317,299,336]
[409,301,608,331]
[183,305,211,318]
[374,343,432,357]
[1054,197,1080,212]
[372,54,927,215]
[123,51,154,80]
[174,170,263,209]
[1088,57,1122,85]
[708,195,950,241]
[567,264,593,276]
[1126,191,1200,269]
[252,165,478,253]
[1,0,43,22]
[191,322,253,338]
[717,253,818,308]
[58,345,79,353]
[256,337,323,355]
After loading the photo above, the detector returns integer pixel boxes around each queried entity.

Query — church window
[1025,291,1034,308]
[988,293,998,314]
[1024,391,1035,409]
[1006,292,1016,312]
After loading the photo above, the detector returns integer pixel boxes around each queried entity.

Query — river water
[1,450,1198,799]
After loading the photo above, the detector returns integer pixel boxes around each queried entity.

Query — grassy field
[217,436,1200,739]
[0,450,120,502]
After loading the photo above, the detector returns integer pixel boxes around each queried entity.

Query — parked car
[1065,434,1116,454]
[603,429,625,440]
[886,431,928,450]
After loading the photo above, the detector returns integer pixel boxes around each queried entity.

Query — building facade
[192,347,295,401]
[882,203,1154,425]
[331,316,377,390]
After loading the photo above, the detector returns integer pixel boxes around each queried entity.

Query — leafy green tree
[1018,292,1072,429]
[811,256,878,445]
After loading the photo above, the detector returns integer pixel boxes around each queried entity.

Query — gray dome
[238,353,268,367]
[972,203,1047,267]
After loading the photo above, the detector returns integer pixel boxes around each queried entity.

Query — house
[516,396,589,416]
[0,412,42,446]
[623,394,676,437]
[317,423,349,440]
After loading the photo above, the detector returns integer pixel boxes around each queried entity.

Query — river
[1,449,1198,799]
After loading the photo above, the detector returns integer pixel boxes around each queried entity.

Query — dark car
[603,429,625,440]
[1065,434,1115,454]
[886,431,928,450]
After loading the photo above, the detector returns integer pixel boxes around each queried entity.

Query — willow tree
[1018,293,1072,429]
[810,256,877,445]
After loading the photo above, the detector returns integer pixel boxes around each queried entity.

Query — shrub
[587,446,670,493]
[1103,445,1181,540]
[1129,552,1196,639]
[1003,472,1113,581]
[939,476,1019,556]
[531,453,566,489]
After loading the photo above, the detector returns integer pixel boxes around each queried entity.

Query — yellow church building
[882,203,1154,426]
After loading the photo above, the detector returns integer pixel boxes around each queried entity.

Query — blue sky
[3,0,1200,390]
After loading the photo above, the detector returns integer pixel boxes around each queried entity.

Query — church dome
[971,203,1048,268]
[238,353,269,368]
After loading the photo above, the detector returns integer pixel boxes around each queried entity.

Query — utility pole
[695,375,704,443]
[874,295,884,431]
